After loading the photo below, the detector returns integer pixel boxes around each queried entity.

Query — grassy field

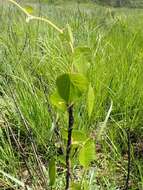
[0,1,143,190]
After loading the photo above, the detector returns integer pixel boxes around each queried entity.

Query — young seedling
[7,1,96,189]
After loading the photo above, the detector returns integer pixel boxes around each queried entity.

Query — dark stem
[124,129,131,190]
[65,105,74,190]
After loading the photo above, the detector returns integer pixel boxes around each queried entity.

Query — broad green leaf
[61,129,88,145]
[70,73,88,92]
[72,130,88,145]
[79,139,96,168]
[72,47,92,75]
[56,73,88,104]
[68,81,82,103]
[87,84,95,118]
[50,91,66,111]
[56,74,70,103]
[49,158,56,186]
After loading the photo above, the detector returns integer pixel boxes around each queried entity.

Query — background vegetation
[17,0,143,8]
[0,0,143,189]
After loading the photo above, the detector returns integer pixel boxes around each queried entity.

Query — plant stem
[124,129,131,190]
[7,0,63,33]
[8,0,30,16]
[65,105,74,190]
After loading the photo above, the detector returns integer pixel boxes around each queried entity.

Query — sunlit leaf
[70,73,88,92]
[61,129,88,145]
[56,74,70,103]
[79,139,96,168]
[72,130,88,145]
[50,91,66,111]
[56,73,88,104]
[24,5,34,14]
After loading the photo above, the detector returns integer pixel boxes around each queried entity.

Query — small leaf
[49,158,56,186]
[79,139,96,168]
[87,84,95,118]
[24,5,34,14]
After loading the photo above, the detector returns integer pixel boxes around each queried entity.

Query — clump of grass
[0,1,143,189]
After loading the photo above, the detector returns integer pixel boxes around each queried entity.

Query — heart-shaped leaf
[56,73,88,104]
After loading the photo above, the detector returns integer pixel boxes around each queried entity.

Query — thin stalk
[7,0,63,33]
[65,105,74,190]
[7,0,30,16]
[124,129,131,190]
[28,16,63,33]
[7,0,76,65]
[69,42,74,54]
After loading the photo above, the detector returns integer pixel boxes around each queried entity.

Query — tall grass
[0,1,143,189]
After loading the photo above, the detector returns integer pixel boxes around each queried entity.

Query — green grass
[0,1,143,189]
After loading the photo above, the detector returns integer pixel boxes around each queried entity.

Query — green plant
[6,1,96,189]
[2,1,143,189]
